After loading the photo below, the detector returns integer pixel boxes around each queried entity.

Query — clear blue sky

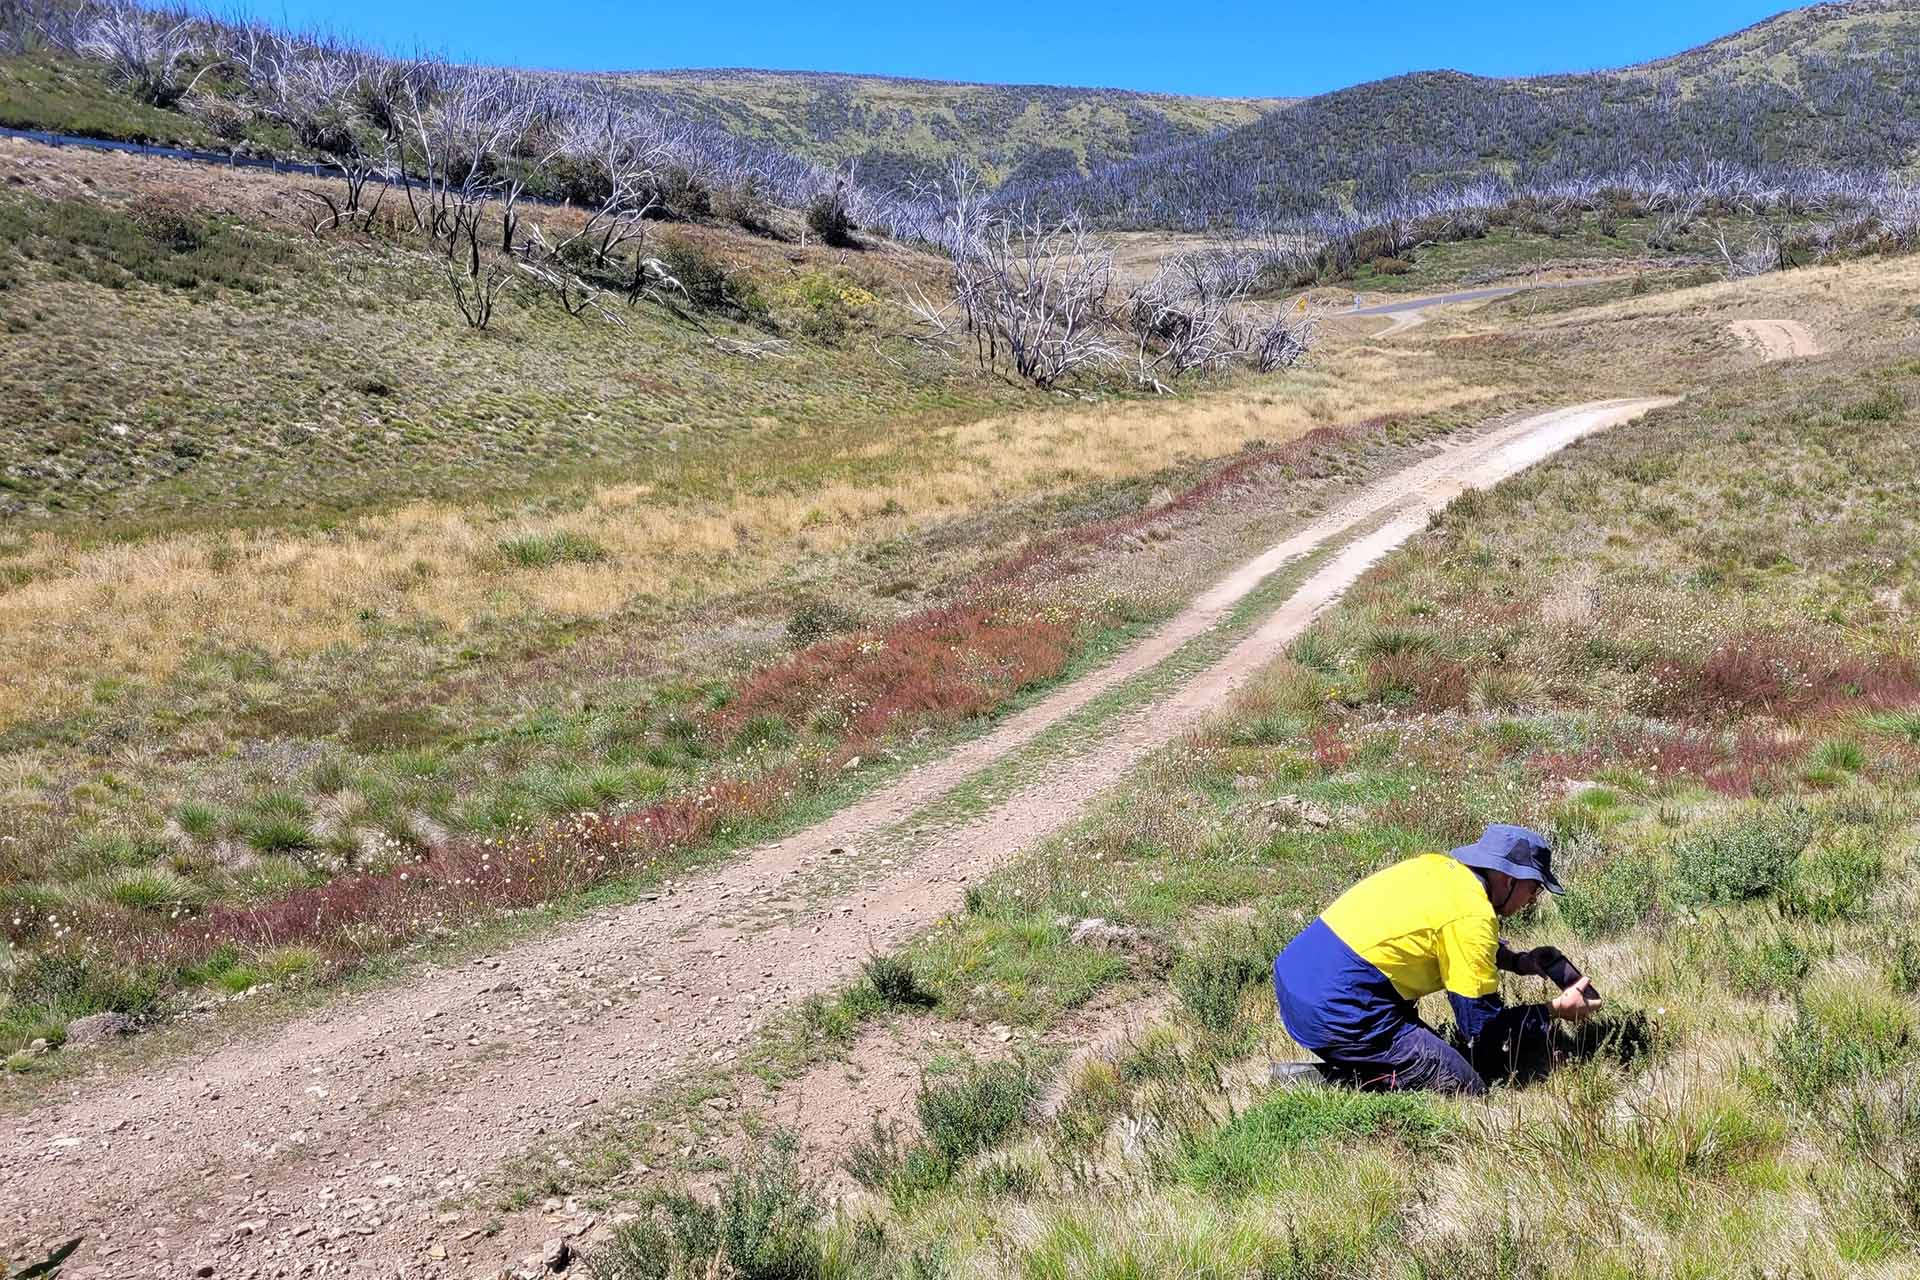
[264,2,1799,96]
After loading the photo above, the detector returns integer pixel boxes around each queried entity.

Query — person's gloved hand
[1549,980,1602,1022]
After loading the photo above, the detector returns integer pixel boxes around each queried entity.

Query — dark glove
[1498,942,1595,997]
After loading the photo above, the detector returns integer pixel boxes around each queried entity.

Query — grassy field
[542,255,1920,1278]
[1,131,1590,1058]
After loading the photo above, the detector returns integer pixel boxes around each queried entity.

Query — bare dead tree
[491,83,569,253]
[910,164,1119,387]
[1249,301,1319,373]
[1713,222,1788,278]
[446,213,513,329]
[514,225,629,324]
[77,1,215,107]
[1125,249,1254,392]
[546,96,666,266]
[397,64,514,256]
[229,32,399,233]
[967,204,1119,388]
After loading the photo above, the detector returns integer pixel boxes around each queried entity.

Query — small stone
[541,1236,572,1272]
[64,1012,133,1047]
[428,1244,447,1261]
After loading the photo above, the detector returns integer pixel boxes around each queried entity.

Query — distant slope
[600,68,1289,192]
[1028,0,1920,227]
[1624,0,1920,89]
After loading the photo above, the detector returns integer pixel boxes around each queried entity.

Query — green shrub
[584,1139,821,1280]
[845,1120,953,1209]
[972,1156,1041,1199]
[917,1057,1041,1165]
[714,1138,825,1280]
[1407,1223,1549,1280]
[1772,988,1913,1107]
[786,599,863,648]
[1781,830,1883,921]
[1841,387,1906,422]
[861,952,937,1010]
[1720,925,1812,996]
[733,714,795,753]
[713,176,773,234]
[643,165,713,219]
[1178,1089,1450,1196]
[583,1191,716,1280]
[1887,930,1920,996]
[2,950,159,1052]
[654,237,766,318]
[782,272,869,344]
[496,531,611,569]
[1173,918,1287,1033]
[1668,806,1814,906]
[806,188,857,247]
[1557,847,1660,937]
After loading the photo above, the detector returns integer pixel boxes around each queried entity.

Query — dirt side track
[3,398,1675,1279]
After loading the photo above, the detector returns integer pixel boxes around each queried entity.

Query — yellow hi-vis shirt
[1317,853,1500,1002]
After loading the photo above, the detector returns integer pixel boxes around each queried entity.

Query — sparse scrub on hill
[11,1,943,243]
[915,166,1320,391]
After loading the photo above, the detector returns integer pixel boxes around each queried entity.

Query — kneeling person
[1272,824,1599,1095]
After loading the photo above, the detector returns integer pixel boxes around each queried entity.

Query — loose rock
[64,1012,133,1047]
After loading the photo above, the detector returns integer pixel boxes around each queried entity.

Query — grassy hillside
[5,3,1917,225]
[1035,2,1920,226]
[1628,0,1920,90]
[603,69,1288,192]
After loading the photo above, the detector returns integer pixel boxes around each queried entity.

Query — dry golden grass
[0,336,1493,730]
[1528,251,1920,344]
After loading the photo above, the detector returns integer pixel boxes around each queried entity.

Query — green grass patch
[495,531,612,568]
[1176,1089,1452,1197]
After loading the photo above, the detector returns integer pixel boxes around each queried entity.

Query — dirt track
[1,397,1676,1279]
[1730,318,1824,360]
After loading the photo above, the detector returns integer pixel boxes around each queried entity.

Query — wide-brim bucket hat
[1448,823,1565,895]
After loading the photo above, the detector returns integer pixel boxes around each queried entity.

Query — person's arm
[1450,991,1505,1043]
[1498,941,1601,1019]
[1439,914,1503,1045]
[1497,942,1585,988]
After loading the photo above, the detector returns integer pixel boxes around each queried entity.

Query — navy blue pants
[1310,1004,1555,1096]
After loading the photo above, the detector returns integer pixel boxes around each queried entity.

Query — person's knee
[1396,1028,1487,1095]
